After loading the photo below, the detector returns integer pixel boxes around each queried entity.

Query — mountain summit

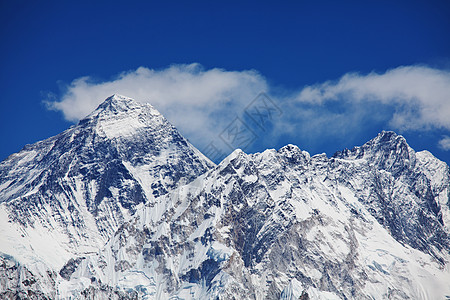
[1,96,449,299]
[0,95,213,298]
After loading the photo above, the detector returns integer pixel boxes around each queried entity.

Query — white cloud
[46,63,268,152]
[296,65,450,132]
[47,64,450,157]
[438,136,450,151]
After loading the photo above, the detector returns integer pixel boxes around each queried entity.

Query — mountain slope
[332,132,450,263]
[0,95,214,297]
[63,132,450,299]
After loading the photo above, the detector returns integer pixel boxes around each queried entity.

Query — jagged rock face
[64,132,450,299]
[333,132,450,261]
[0,255,57,300]
[0,95,213,297]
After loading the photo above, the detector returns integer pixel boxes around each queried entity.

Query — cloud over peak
[47,63,266,121]
[46,63,450,158]
[46,64,268,153]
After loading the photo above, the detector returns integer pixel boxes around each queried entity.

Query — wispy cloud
[438,136,450,151]
[46,64,450,158]
[296,65,450,132]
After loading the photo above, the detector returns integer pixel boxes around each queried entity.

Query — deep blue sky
[1,1,450,163]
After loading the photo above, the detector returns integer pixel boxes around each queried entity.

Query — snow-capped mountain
[0,95,214,298]
[1,94,449,299]
[62,132,450,299]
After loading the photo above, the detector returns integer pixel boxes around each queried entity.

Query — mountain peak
[91,94,151,116]
[0,93,214,274]
[278,144,310,165]
[334,130,417,174]
[371,130,406,145]
[99,94,138,108]
[363,130,411,158]
[78,95,163,132]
